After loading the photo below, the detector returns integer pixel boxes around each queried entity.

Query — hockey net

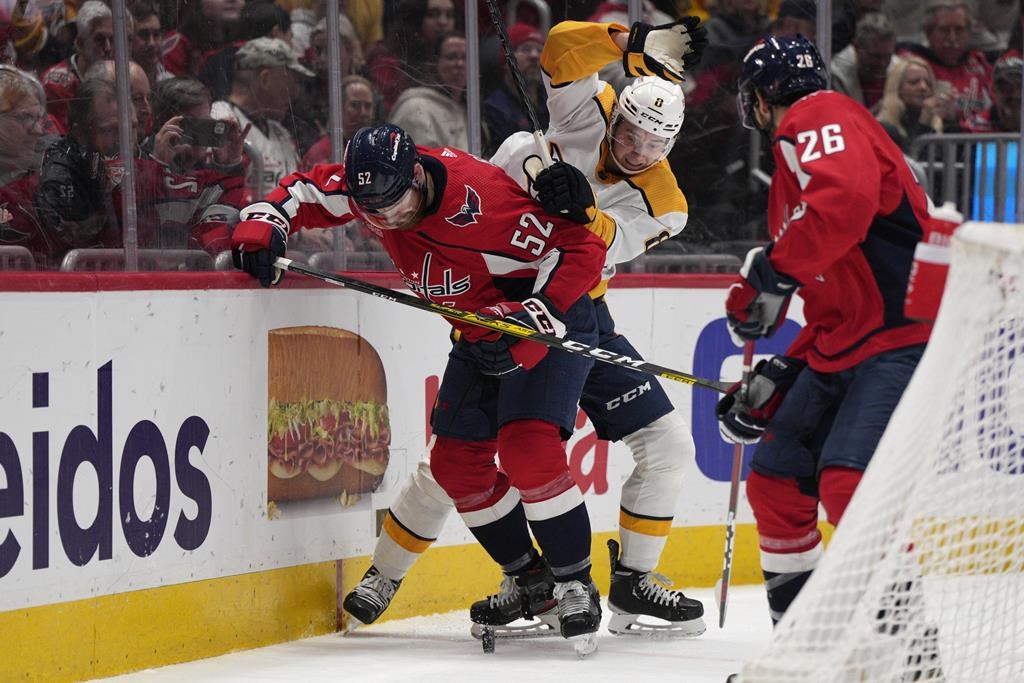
[738,222,1024,683]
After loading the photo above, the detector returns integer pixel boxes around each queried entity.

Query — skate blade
[607,613,707,639]
[470,615,560,640]
[342,615,365,635]
[569,631,598,658]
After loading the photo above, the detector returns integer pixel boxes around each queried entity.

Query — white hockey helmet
[607,76,685,174]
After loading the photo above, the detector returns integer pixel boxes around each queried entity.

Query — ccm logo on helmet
[605,381,652,410]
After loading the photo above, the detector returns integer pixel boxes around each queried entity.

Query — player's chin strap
[274,258,731,393]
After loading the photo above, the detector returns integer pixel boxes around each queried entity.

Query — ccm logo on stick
[0,361,213,578]
[561,340,647,367]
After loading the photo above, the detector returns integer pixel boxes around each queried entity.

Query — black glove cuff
[625,21,651,54]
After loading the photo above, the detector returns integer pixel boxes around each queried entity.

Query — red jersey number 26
[796,124,845,163]
[510,212,554,256]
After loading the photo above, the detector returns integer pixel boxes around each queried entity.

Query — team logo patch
[444,186,482,227]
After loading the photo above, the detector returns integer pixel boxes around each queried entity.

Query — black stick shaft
[276,258,730,393]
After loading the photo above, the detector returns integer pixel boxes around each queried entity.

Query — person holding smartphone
[139,77,249,252]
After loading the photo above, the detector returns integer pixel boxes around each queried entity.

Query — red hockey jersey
[40,57,81,134]
[239,146,606,341]
[766,90,934,372]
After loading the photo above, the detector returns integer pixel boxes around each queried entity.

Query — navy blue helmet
[737,35,827,129]
[344,124,420,212]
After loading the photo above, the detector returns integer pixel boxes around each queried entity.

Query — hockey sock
[819,466,863,526]
[467,501,537,570]
[528,502,592,583]
[764,568,813,626]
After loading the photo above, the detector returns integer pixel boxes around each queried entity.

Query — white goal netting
[738,222,1024,683]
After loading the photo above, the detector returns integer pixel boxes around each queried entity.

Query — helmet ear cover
[344,124,420,212]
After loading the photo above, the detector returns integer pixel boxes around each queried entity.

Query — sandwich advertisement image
[267,326,391,515]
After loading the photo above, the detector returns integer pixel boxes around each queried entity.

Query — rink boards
[0,271,808,681]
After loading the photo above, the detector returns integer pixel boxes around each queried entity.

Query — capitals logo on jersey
[401,252,472,300]
[445,186,482,227]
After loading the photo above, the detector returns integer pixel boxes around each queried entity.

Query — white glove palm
[623,17,708,83]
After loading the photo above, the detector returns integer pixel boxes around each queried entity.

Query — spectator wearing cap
[964,55,1022,132]
[771,0,816,42]
[211,36,314,195]
[898,0,993,130]
[482,23,547,158]
[831,12,900,111]
[40,1,119,134]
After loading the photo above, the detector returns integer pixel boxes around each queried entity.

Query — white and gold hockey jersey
[490,21,689,297]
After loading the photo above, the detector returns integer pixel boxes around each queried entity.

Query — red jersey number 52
[510,212,554,256]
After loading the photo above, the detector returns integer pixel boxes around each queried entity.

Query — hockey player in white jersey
[344,17,709,641]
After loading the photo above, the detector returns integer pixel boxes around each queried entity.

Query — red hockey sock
[819,466,863,526]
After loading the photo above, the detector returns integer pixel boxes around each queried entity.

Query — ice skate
[606,539,706,638]
[342,565,402,628]
[470,559,559,648]
[554,579,601,657]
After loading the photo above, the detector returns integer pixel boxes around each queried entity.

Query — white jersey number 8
[797,124,845,163]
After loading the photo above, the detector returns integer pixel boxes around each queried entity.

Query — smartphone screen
[180,118,228,147]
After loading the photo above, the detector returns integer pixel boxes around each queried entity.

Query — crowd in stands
[0,0,1021,270]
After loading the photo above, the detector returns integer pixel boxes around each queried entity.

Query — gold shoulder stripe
[624,162,688,218]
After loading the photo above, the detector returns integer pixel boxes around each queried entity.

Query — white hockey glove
[716,355,807,444]
[623,16,709,84]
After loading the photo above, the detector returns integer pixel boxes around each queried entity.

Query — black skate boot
[469,558,559,643]
[607,538,706,637]
[876,580,944,681]
[342,565,402,628]
[553,578,601,656]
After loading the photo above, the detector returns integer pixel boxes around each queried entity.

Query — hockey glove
[469,297,566,376]
[230,212,288,287]
[725,246,800,346]
[716,355,806,444]
[623,16,708,83]
[533,161,597,225]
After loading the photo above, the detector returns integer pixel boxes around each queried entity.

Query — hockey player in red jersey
[231,123,607,650]
[716,35,936,628]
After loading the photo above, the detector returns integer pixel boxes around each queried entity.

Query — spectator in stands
[143,77,247,251]
[771,0,816,42]
[482,23,546,158]
[0,66,53,268]
[703,0,770,61]
[161,0,243,77]
[199,0,294,102]
[898,0,993,130]
[301,75,377,168]
[41,1,118,134]
[84,60,155,140]
[299,14,368,158]
[388,33,469,149]
[34,78,134,259]
[876,55,946,152]
[887,0,1015,55]
[211,37,313,196]
[308,14,365,78]
[831,12,898,112]
[366,0,457,113]
[965,54,1022,132]
[831,0,884,54]
[129,1,172,87]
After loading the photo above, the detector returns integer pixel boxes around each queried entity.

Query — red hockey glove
[469,297,566,376]
[725,246,800,345]
[623,16,708,83]
[716,355,806,444]
[231,212,288,287]
[533,161,597,225]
